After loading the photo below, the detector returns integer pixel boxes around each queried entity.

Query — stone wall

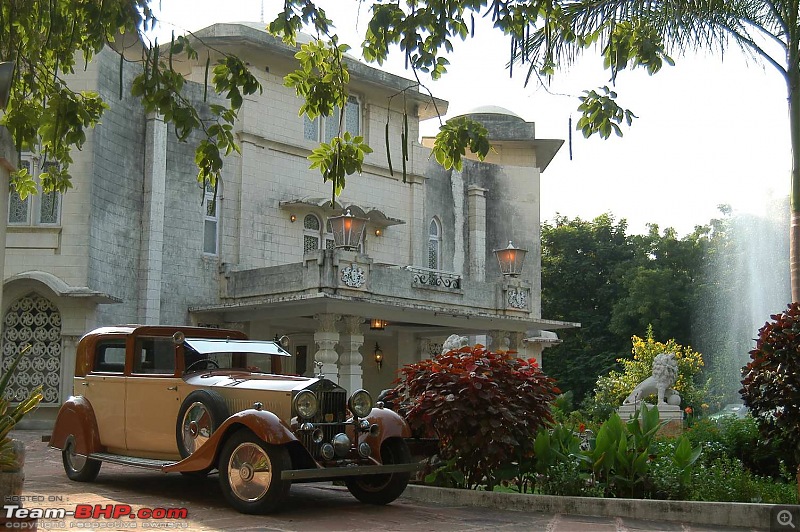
[88,49,146,325]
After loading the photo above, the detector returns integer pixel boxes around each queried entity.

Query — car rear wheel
[345,438,411,505]
[176,390,229,459]
[62,436,101,482]
[218,429,291,514]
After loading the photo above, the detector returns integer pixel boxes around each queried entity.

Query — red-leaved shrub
[382,344,560,489]
[741,302,800,492]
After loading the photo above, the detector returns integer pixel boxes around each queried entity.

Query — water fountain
[692,200,790,406]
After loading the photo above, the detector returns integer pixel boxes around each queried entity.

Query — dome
[463,105,523,119]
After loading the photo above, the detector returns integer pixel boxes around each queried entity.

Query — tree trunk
[789,66,800,303]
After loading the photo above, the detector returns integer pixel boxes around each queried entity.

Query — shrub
[648,440,693,500]
[741,303,800,482]
[690,456,797,504]
[592,328,708,414]
[383,344,559,490]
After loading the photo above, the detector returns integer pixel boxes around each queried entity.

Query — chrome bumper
[281,462,422,481]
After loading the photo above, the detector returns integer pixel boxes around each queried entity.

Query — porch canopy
[189,292,578,337]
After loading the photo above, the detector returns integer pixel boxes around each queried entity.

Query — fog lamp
[320,443,335,460]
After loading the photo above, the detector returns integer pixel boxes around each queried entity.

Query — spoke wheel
[62,437,101,482]
[218,429,290,514]
[176,390,228,459]
[345,439,411,505]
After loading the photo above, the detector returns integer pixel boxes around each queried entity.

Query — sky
[148,0,791,237]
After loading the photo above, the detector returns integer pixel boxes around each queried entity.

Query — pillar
[509,331,525,354]
[338,315,364,392]
[138,113,167,324]
[489,330,508,352]
[313,313,340,381]
[468,185,487,281]
[0,128,15,340]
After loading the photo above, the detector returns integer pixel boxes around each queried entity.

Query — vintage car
[49,325,418,514]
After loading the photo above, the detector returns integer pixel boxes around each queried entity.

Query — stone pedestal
[618,403,684,436]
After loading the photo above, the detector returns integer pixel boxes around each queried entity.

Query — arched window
[8,155,62,226]
[428,217,441,270]
[303,214,321,253]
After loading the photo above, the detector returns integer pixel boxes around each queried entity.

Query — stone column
[338,315,364,392]
[489,330,508,352]
[509,331,525,354]
[468,185,487,282]
[0,128,16,341]
[137,113,167,324]
[313,313,340,381]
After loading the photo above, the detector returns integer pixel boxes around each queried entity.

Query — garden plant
[381,343,559,490]
[741,302,800,499]
[387,334,797,504]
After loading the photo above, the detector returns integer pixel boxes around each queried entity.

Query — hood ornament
[315,360,325,379]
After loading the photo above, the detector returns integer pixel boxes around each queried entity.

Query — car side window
[134,337,176,375]
[93,340,126,373]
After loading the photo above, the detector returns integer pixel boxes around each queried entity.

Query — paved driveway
[12,431,758,531]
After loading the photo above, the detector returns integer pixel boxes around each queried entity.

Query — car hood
[183,371,319,392]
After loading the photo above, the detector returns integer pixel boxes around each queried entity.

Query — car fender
[49,396,102,456]
[360,407,412,463]
[164,409,296,473]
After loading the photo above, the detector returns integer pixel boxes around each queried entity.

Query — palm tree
[523,0,800,300]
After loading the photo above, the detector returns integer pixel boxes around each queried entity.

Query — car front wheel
[62,436,101,482]
[345,438,411,505]
[218,429,291,514]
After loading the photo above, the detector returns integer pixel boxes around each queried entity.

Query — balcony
[215,249,535,321]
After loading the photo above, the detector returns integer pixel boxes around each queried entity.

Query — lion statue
[441,334,469,355]
[623,353,680,405]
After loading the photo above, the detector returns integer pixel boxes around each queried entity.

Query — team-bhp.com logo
[4,503,188,521]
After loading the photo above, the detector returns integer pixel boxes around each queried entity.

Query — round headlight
[293,390,318,419]
[348,389,373,418]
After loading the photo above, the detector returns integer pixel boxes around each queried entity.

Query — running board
[281,462,422,481]
[89,452,175,471]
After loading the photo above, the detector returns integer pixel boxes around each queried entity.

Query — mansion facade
[0,23,576,426]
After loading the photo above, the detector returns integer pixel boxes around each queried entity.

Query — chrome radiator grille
[299,386,348,459]
[318,388,347,422]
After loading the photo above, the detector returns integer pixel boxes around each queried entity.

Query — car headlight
[293,390,318,419]
[348,389,373,418]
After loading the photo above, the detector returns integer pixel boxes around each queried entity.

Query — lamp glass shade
[328,209,367,250]
[370,319,387,330]
[493,241,528,277]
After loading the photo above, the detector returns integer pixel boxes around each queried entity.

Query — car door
[124,336,183,457]
[80,337,127,452]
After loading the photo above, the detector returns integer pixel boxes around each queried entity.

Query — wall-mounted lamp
[290,214,297,223]
[370,318,388,330]
[374,228,382,237]
[374,343,383,370]
[493,240,528,277]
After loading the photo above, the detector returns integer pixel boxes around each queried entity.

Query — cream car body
[50,325,417,514]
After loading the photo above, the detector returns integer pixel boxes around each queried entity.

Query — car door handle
[167,386,177,391]
[81,382,89,386]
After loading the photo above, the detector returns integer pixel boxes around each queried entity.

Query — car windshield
[183,338,290,374]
